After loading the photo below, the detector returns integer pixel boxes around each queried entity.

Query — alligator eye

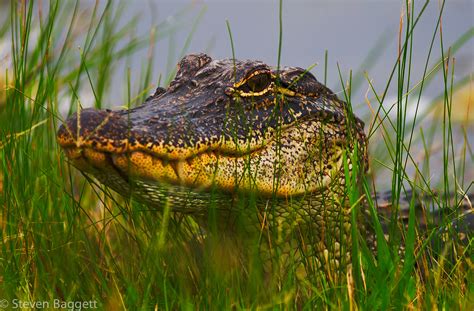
[244,72,271,93]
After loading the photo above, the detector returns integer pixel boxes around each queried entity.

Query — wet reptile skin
[56,54,470,273]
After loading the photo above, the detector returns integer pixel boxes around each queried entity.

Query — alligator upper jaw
[56,91,357,162]
[56,108,282,161]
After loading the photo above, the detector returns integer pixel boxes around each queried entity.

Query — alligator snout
[57,108,132,152]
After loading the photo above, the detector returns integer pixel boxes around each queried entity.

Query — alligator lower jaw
[62,146,320,198]
[63,147,190,186]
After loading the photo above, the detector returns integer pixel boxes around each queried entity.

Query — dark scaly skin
[56,54,470,274]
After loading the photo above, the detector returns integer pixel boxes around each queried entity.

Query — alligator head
[57,53,367,213]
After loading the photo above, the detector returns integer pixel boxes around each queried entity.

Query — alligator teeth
[170,161,184,182]
[63,147,83,159]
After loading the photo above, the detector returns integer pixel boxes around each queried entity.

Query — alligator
[57,53,472,274]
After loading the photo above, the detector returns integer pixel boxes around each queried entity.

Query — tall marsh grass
[0,0,472,309]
